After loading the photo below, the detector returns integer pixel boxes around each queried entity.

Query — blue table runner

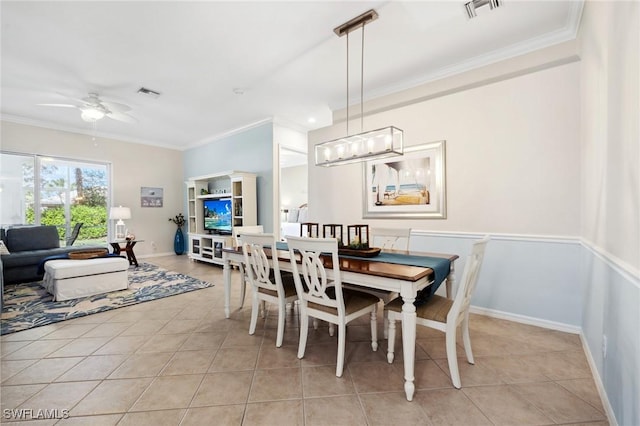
[274,241,451,297]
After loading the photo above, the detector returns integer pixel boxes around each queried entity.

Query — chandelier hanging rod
[333,9,378,37]
[314,8,403,167]
[335,9,378,136]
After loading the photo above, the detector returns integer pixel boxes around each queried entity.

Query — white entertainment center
[186,171,257,265]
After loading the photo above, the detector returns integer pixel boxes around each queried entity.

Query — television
[203,198,232,234]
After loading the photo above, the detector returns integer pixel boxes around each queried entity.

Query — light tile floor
[1,255,609,425]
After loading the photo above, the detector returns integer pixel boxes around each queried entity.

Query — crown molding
[0,114,180,150]
[185,117,274,150]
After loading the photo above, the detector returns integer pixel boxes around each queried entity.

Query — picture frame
[140,186,163,208]
[362,140,446,219]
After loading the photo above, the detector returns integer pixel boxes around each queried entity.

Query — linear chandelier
[315,9,403,167]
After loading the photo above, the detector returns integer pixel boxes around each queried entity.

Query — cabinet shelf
[186,171,257,265]
[197,194,232,200]
[188,234,231,264]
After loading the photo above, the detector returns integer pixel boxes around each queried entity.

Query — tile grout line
[2,256,610,425]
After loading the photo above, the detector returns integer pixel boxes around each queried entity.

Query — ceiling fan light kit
[314,9,404,167]
[38,92,136,124]
[80,106,106,122]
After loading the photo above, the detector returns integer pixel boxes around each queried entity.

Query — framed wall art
[141,186,163,208]
[362,140,446,219]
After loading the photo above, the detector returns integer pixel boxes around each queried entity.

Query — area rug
[1,262,213,335]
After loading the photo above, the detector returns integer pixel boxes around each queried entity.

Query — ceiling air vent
[137,87,161,98]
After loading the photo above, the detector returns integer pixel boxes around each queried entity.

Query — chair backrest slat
[66,223,83,246]
[449,236,490,323]
[286,236,343,315]
[241,233,282,295]
[234,225,264,247]
[370,227,411,250]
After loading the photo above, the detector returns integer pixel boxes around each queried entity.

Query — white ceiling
[1,1,583,150]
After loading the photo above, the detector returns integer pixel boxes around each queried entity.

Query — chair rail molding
[580,238,640,286]
[411,229,580,245]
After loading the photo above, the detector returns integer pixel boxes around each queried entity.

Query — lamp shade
[110,206,131,220]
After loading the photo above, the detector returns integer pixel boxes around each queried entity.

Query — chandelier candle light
[315,9,404,167]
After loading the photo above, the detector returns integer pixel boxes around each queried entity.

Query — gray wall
[182,122,274,232]
[305,2,639,424]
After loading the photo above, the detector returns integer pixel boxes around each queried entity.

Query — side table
[110,240,143,267]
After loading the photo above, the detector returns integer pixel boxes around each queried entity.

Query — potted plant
[169,213,186,255]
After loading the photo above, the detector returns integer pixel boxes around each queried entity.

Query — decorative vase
[174,227,185,255]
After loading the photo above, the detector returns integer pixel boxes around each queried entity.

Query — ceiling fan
[38,92,137,123]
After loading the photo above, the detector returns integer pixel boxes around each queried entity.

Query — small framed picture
[141,186,163,208]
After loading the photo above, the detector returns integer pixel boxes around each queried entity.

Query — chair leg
[328,323,335,337]
[446,329,462,389]
[239,265,247,309]
[383,311,389,340]
[370,308,378,352]
[249,295,259,336]
[313,319,319,330]
[387,316,396,363]
[276,299,286,348]
[461,313,475,364]
[298,314,309,359]
[336,323,346,377]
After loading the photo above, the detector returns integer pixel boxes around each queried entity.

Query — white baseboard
[579,333,618,426]
[137,252,178,259]
[469,305,581,334]
[469,305,616,425]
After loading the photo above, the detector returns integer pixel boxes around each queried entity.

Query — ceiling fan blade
[106,111,137,124]
[37,103,77,108]
[102,100,131,113]
[80,93,101,103]
[38,93,135,124]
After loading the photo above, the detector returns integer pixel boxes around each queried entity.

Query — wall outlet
[602,335,607,358]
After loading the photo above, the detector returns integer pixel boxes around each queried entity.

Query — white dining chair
[234,225,264,308]
[385,235,490,389]
[370,227,411,251]
[241,232,297,347]
[286,236,379,377]
[344,227,411,338]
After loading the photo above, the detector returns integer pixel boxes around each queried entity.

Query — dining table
[221,243,459,401]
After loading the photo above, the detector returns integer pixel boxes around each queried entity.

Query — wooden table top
[223,246,458,282]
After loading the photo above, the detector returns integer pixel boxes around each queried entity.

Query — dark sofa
[0,225,105,284]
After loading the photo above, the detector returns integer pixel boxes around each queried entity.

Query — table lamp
[110,206,131,240]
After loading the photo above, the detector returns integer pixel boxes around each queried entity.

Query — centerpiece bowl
[338,247,381,258]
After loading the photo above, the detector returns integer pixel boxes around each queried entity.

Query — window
[1,152,110,246]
